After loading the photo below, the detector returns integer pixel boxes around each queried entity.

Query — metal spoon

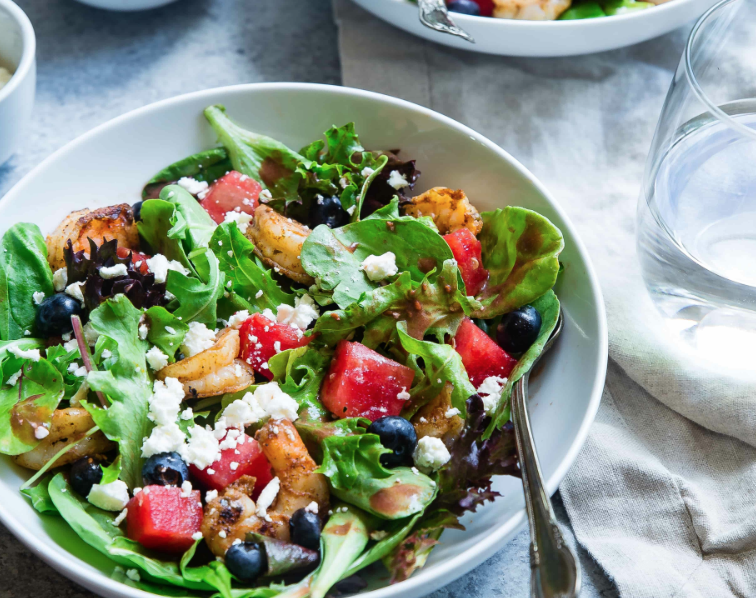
[510,310,581,598]
[417,0,475,43]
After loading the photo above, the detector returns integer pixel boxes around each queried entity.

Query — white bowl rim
[0,82,608,598]
[375,0,701,28]
[0,0,35,104]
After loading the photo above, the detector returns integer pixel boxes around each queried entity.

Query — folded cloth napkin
[332,1,756,596]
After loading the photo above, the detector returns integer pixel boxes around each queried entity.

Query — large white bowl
[0,83,607,598]
[351,0,719,56]
[0,0,35,166]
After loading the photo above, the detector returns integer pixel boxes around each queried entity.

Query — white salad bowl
[350,0,719,56]
[0,0,35,166]
[0,83,607,598]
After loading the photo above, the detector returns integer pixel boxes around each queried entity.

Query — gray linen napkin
[332,1,756,595]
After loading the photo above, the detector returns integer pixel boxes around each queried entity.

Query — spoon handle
[416,0,475,42]
[511,375,581,598]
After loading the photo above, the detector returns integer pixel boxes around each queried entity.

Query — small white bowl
[351,0,720,56]
[0,0,35,167]
[72,0,180,11]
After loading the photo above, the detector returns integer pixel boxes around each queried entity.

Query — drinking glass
[637,0,756,369]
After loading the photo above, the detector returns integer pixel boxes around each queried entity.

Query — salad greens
[0,108,566,597]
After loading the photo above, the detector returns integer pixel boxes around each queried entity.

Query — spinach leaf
[0,357,64,455]
[300,225,377,309]
[21,475,58,514]
[100,456,122,485]
[396,321,476,418]
[0,223,55,341]
[162,185,217,252]
[167,250,225,327]
[137,199,194,273]
[145,306,188,363]
[364,196,438,231]
[209,222,294,314]
[85,295,152,489]
[473,207,563,318]
[268,346,330,420]
[486,290,561,435]
[143,148,231,199]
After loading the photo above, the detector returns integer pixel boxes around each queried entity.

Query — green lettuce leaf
[167,250,225,327]
[161,185,217,252]
[85,295,152,489]
[473,207,563,318]
[21,475,58,514]
[145,306,188,363]
[344,513,422,578]
[0,223,55,341]
[143,148,231,199]
[136,199,194,273]
[0,338,45,381]
[268,346,330,421]
[319,434,392,490]
[0,357,65,455]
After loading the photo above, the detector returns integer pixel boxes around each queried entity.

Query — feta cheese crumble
[8,345,41,362]
[32,291,46,305]
[147,377,185,425]
[181,322,216,357]
[65,281,86,305]
[114,508,128,526]
[183,425,221,470]
[413,436,451,471]
[445,407,461,418]
[397,387,411,401]
[222,394,266,429]
[205,490,218,502]
[192,531,204,541]
[99,263,128,279]
[252,382,299,421]
[228,310,250,329]
[304,501,319,514]
[145,346,169,371]
[88,480,130,511]
[361,167,375,178]
[126,569,141,582]
[141,422,186,458]
[146,254,191,285]
[477,376,508,414]
[276,294,319,330]
[53,268,68,292]
[6,370,21,386]
[177,177,209,196]
[360,252,398,281]
[223,210,253,234]
[255,477,280,517]
[34,425,49,439]
[387,170,410,190]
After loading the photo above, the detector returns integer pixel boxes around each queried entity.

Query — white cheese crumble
[255,290,263,299]
[304,501,319,514]
[180,480,193,497]
[181,322,216,357]
[252,382,299,421]
[141,422,186,458]
[229,462,239,471]
[65,281,86,305]
[71,365,87,378]
[113,508,128,526]
[34,425,49,439]
[138,320,150,341]
[102,349,112,359]
[387,170,410,190]
[180,407,194,421]
[53,268,68,292]
[445,407,461,418]
[228,310,250,329]
[397,387,410,401]
[147,377,185,425]
[83,322,100,346]
[222,394,266,429]
[6,370,21,386]
[145,346,169,371]
[88,480,130,511]
[255,477,280,517]
[223,210,253,234]
[477,376,508,414]
[99,263,128,279]
[370,530,389,541]
[32,291,46,305]
[126,569,141,582]
[360,252,398,282]
[192,531,204,541]
[361,167,375,178]
[276,294,319,330]
[259,189,273,202]
[8,345,41,362]
[346,205,356,216]
[183,425,221,470]
[177,177,209,196]
[146,254,190,284]
[205,489,218,502]
[413,436,451,471]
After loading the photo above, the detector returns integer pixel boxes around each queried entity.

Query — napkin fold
[333,1,756,595]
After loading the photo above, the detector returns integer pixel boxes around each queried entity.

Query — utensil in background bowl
[0,83,607,598]
[351,0,721,56]
[0,0,35,167]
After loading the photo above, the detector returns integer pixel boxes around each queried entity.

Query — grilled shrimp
[411,383,464,442]
[183,360,256,399]
[202,476,263,556]
[246,205,314,285]
[492,0,570,19]
[46,204,139,270]
[12,408,115,470]
[402,187,483,236]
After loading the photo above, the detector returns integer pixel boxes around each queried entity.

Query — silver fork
[510,310,582,598]
[416,0,475,43]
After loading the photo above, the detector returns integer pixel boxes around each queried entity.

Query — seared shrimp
[493,0,570,19]
[246,205,314,285]
[183,360,255,399]
[402,187,483,236]
[12,408,115,470]
[201,420,329,557]
[46,204,139,270]
[411,383,464,442]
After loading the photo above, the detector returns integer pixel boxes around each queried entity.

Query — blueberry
[142,452,190,487]
[225,542,267,582]
[309,195,350,229]
[69,456,103,498]
[290,508,322,551]
[132,201,143,222]
[35,293,84,337]
[447,0,481,15]
[367,416,417,468]
[496,305,542,356]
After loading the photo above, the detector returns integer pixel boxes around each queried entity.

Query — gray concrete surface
[0,1,617,596]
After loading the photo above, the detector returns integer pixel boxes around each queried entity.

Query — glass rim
[684,0,756,142]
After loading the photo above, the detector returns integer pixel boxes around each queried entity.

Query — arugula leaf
[473,207,563,318]
[178,540,234,598]
[44,342,84,398]
[161,185,217,252]
[268,346,330,421]
[318,433,436,520]
[137,199,194,273]
[396,321,476,418]
[0,338,45,380]
[85,295,152,489]
[209,222,294,314]
[100,456,122,485]
[145,306,188,363]
[21,475,58,514]
[0,358,64,455]
[143,148,231,199]
[364,196,437,231]
[0,223,55,341]
[167,250,225,327]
